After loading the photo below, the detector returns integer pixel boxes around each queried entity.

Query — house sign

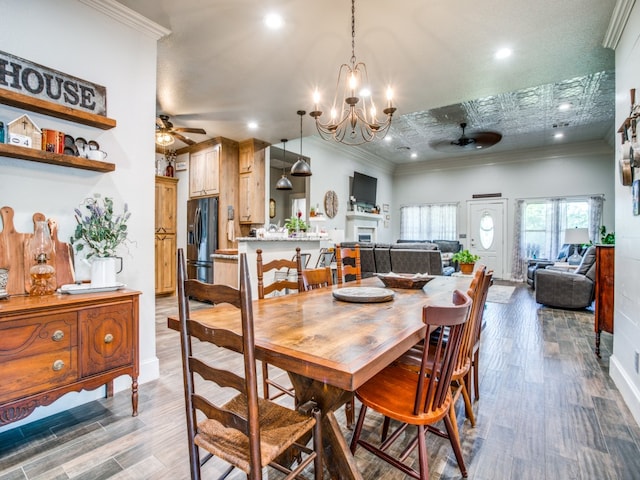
[0,50,107,116]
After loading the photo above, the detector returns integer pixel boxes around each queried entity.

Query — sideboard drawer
[80,302,134,377]
[0,313,77,360]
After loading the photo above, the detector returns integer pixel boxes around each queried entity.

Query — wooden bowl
[376,273,434,289]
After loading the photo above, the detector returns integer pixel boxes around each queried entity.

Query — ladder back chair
[335,244,361,285]
[301,266,333,290]
[350,290,472,479]
[176,249,323,480]
[256,247,304,400]
[468,269,493,401]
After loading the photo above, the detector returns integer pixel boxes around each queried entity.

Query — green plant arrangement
[284,215,308,234]
[451,249,480,264]
[599,226,615,245]
[70,194,131,258]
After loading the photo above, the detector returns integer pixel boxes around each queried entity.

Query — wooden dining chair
[256,247,304,400]
[301,266,333,290]
[468,269,493,401]
[335,244,361,284]
[176,249,323,480]
[350,290,473,479]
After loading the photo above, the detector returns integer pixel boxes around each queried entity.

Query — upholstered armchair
[534,246,597,309]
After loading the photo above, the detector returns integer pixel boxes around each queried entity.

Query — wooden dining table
[168,274,471,480]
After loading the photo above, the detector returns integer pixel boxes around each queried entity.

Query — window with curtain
[399,204,457,240]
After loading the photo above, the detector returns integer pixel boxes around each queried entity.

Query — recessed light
[558,103,571,111]
[410,152,418,159]
[264,13,284,30]
[248,121,258,130]
[384,136,392,142]
[554,132,564,139]
[495,47,512,60]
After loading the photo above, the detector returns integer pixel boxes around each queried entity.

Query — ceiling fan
[430,122,502,152]
[155,114,206,146]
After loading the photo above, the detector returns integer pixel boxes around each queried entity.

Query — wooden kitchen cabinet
[238,138,269,225]
[155,176,178,295]
[595,245,615,357]
[189,145,220,197]
[0,290,140,427]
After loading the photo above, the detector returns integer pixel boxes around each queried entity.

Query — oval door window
[479,211,494,249]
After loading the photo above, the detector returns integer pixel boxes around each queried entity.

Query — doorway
[467,199,507,279]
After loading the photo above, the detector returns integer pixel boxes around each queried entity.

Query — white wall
[609,1,640,425]
[393,140,615,278]
[0,0,163,431]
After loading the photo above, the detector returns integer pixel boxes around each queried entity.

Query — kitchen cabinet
[238,138,269,225]
[595,245,614,357]
[0,88,116,172]
[0,290,140,427]
[189,145,220,197]
[155,176,178,295]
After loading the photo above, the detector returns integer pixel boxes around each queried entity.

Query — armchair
[534,246,597,309]
[526,244,572,288]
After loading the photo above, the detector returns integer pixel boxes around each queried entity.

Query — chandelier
[309,0,396,146]
[155,130,175,146]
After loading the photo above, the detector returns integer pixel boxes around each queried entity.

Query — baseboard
[610,354,640,426]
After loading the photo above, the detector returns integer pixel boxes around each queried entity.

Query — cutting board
[0,206,75,296]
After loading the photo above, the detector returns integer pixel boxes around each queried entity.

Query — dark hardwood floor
[1,282,639,479]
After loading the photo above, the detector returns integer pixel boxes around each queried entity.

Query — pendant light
[275,139,293,190]
[291,110,312,177]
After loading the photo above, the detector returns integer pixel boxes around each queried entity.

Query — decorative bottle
[165,160,174,177]
[28,220,56,296]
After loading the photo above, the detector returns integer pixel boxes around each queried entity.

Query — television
[352,171,377,207]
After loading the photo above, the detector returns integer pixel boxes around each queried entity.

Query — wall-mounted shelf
[0,143,115,172]
[0,88,116,130]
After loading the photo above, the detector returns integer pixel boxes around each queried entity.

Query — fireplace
[345,212,382,243]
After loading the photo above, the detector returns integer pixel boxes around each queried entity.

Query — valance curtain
[400,204,457,241]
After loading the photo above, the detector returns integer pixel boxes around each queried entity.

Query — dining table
[168,274,472,480]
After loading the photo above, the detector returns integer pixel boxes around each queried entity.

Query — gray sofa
[534,246,597,309]
[340,242,445,277]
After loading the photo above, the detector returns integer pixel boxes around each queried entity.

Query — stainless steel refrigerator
[186,197,218,283]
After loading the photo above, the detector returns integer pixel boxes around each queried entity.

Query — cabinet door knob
[52,330,64,342]
[104,333,114,344]
[52,360,65,371]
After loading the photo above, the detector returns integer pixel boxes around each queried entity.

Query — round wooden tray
[332,286,395,303]
[376,273,434,289]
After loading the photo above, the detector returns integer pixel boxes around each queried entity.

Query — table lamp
[564,227,590,265]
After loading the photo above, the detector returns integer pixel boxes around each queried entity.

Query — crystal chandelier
[309,0,396,146]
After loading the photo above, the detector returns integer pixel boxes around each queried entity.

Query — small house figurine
[7,114,42,150]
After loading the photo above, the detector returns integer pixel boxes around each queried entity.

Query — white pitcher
[90,257,123,287]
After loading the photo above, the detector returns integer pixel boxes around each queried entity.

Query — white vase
[90,257,123,287]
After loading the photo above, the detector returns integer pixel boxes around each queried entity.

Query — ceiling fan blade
[172,132,196,145]
[173,127,207,135]
[429,140,479,152]
[470,131,502,148]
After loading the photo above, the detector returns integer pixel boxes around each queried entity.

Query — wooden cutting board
[50,218,75,286]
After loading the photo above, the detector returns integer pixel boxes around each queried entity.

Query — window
[400,204,457,241]
[523,199,589,259]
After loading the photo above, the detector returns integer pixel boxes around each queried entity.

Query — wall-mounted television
[352,171,377,206]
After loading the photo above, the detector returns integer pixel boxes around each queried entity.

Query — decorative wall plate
[324,190,338,218]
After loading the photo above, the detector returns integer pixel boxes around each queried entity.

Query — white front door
[467,199,507,279]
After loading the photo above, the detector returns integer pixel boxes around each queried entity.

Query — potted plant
[599,226,615,245]
[451,249,480,274]
[284,213,308,235]
[70,194,131,286]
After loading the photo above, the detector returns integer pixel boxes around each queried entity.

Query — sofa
[397,239,463,270]
[340,242,446,277]
[534,246,597,309]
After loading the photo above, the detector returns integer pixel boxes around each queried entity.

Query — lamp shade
[564,227,589,244]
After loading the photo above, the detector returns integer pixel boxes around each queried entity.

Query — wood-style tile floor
[1,282,639,479]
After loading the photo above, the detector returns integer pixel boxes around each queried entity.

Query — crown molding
[603,0,636,49]
[394,140,613,177]
[78,0,171,40]
[304,135,396,175]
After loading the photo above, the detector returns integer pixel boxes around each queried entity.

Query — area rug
[486,285,516,304]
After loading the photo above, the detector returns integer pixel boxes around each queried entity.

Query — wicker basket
[376,273,434,289]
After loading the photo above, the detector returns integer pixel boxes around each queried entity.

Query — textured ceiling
[116,0,617,165]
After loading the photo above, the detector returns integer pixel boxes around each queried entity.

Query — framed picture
[269,198,276,218]
[634,180,640,216]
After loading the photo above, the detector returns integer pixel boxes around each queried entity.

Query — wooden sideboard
[0,289,140,426]
[594,245,614,357]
